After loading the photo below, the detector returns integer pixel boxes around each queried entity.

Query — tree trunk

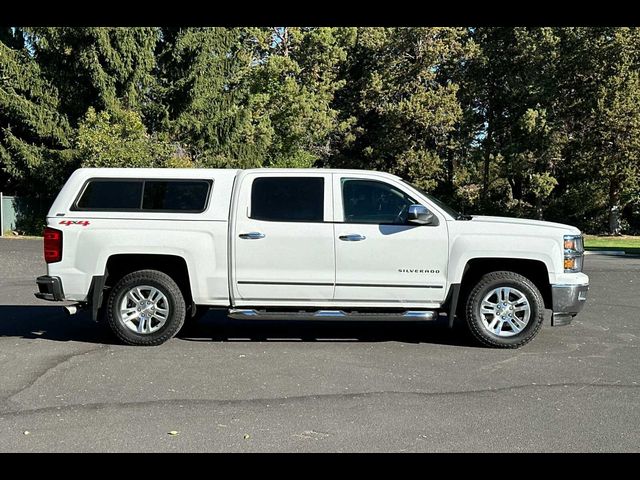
[608,179,622,235]
[282,28,289,57]
[482,117,493,208]
[535,196,544,220]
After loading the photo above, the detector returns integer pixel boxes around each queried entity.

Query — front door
[232,172,335,304]
[332,174,449,306]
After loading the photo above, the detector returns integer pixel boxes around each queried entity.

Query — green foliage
[240,27,352,168]
[76,107,188,168]
[13,196,49,235]
[0,35,74,195]
[330,27,475,193]
[1,26,639,233]
[552,28,640,233]
[528,172,558,200]
[24,27,160,122]
[152,27,263,168]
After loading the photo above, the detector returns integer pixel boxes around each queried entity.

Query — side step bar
[228,309,437,321]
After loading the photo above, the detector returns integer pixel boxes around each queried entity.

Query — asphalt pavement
[0,237,638,452]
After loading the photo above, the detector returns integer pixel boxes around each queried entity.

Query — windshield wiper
[456,213,473,220]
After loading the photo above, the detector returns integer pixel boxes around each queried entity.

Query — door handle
[339,234,366,241]
[239,232,265,239]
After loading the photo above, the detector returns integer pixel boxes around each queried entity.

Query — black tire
[464,271,545,348]
[106,269,186,346]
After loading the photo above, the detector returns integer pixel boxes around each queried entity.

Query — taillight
[43,227,62,263]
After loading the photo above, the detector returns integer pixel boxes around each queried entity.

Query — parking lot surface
[0,238,638,452]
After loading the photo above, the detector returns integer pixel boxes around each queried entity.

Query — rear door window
[250,177,324,222]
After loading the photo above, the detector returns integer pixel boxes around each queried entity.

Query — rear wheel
[106,269,186,346]
[464,271,545,348]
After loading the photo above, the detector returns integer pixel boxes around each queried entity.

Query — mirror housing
[407,204,437,225]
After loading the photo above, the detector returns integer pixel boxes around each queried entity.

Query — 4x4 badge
[59,220,90,226]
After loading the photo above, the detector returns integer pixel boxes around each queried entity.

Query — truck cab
[35,168,589,348]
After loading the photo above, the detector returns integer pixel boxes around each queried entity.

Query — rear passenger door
[232,172,335,304]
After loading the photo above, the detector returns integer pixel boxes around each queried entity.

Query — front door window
[342,179,416,225]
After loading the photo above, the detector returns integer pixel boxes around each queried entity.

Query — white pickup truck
[35,168,589,348]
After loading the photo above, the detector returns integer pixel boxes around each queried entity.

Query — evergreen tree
[240,27,353,168]
[555,27,640,234]
[0,31,74,196]
[0,26,639,234]
[330,27,475,192]
[152,27,260,167]
[24,27,160,124]
[459,27,565,219]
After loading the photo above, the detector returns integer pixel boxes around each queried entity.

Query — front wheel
[464,271,545,348]
[106,269,186,346]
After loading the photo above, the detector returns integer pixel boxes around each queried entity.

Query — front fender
[447,233,560,285]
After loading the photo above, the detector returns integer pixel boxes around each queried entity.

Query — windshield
[401,180,466,220]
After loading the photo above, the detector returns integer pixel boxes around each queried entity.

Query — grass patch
[584,235,640,254]
[1,231,42,239]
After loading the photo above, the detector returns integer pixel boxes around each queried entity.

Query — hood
[469,215,581,234]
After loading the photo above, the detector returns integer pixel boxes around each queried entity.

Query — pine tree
[554,27,640,234]
[458,27,566,219]
[241,27,353,168]
[24,27,160,124]
[152,27,260,167]
[330,27,475,192]
[0,30,74,196]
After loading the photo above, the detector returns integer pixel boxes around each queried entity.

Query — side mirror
[407,204,437,225]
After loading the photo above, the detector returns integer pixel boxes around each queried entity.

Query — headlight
[563,234,584,273]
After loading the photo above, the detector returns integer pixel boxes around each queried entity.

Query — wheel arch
[91,254,194,321]
[448,257,552,325]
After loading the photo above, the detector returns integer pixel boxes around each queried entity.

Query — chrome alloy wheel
[479,286,531,337]
[119,285,170,334]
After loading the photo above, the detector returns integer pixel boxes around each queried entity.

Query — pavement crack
[3,344,108,409]
[1,382,638,417]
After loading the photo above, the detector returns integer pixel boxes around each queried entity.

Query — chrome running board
[228,309,437,321]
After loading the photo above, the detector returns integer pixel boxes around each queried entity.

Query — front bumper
[35,275,65,301]
[551,283,589,326]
